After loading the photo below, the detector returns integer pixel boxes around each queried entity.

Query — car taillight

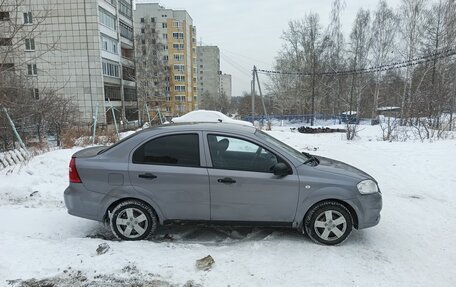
[69,157,82,183]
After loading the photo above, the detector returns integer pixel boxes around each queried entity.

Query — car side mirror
[273,162,290,176]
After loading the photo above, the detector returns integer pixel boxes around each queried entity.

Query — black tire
[110,200,158,241]
[304,201,353,245]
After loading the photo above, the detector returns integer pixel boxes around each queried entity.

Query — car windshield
[255,130,311,163]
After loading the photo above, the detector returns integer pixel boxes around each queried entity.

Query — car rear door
[204,133,300,223]
[128,132,210,221]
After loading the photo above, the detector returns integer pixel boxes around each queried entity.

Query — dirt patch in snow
[85,223,302,245]
[7,270,202,287]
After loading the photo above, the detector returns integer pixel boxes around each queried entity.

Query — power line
[257,47,456,76]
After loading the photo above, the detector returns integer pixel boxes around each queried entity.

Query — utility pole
[251,66,256,125]
[254,68,269,123]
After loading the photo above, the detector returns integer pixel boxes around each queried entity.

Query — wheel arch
[300,198,359,230]
[103,197,164,224]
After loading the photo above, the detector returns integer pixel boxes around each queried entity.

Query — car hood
[311,156,374,181]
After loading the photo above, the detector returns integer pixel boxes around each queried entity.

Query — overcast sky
[135,0,412,97]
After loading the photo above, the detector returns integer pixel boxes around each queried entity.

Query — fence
[241,114,369,125]
[0,148,30,170]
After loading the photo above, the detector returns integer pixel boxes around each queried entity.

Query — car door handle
[217,177,236,184]
[138,173,157,180]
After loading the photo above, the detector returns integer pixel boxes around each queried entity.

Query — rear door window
[133,134,200,167]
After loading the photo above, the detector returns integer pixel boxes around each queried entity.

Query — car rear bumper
[64,184,105,222]
[347,192,382,229]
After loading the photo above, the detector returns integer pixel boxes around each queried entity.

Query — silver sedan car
[64,123,382,245]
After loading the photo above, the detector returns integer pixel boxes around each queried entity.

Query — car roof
[141,122,257,135]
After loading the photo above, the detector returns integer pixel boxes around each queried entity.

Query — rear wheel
[110,200,157,240]
[304,201,353,245]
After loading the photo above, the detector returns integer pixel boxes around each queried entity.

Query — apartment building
[196,46,220,103]
[134,3,197,118]
[220,73,232,99]
[0,0,137,125]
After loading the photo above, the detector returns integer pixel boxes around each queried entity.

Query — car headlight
[357,180,379,194]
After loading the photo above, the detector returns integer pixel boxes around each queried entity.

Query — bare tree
[398,0,426,124]
[326,0,346,115]
[348,8,371,116]
[134,17,169,124]
[371,1,398,121]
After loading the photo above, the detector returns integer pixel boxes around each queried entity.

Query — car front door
[128,132,210,221]
[205,133,300,223]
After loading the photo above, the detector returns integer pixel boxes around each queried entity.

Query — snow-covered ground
[1,125,456,286]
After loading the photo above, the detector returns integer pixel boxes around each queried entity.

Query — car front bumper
[347,192,382,229]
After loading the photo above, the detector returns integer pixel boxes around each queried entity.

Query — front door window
[207,134,279,173]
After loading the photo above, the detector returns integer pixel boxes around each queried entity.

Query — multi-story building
[134,3,197,118]
[0,0,137,125]
[220,73,232,99]
[197,46,220,103]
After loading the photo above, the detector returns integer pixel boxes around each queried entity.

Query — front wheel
[110,200,158,240]
[304,201,353,245]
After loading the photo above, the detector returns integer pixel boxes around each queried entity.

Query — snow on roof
[341,111,357,115]
[377,106,401,111]
[171,110,253,126]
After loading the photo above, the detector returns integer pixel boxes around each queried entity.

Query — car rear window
[132,133,200,167]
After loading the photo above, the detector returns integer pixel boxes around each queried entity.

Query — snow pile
[1,125,456,286]
[172,110,253,126]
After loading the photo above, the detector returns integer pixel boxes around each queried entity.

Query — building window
[0,12,10,21]
[119,0,132,18]
[0,63,14,72]
[163,44,168,50]
[140,17,144,23]
[173,21,181,28]
[162,23,167,28]
[124,87,137,101]
[104,0,116,6]
[27,64,37,76]
[104,85,121,101]
[173,54,184,62]
[176,105,186,113]
[23,12,32,24]
[30,88,39,100]
[100,34,118,54]
[165,106,171,111]
[172,32,184,40]
[175,95,186,102]
[175,85,186,92]
[173,43,184,50]
[141,28,145,34]
[151,17,155,22]
[119,21,133,40]
[163,33,168,39]
[162,14,167,18]
[102,61,120,77]
[163,55,169,61]
[174,75,185,82]
[0,38,12,46]
[99,8,116,30]
[25,38,35,51]
[174,64,185,73]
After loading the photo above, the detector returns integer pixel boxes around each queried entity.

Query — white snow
[1,125,456,286]
[172,110,253,126]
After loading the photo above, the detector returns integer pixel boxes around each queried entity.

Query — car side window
[207,134,279,173]
[133,134,200,167]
